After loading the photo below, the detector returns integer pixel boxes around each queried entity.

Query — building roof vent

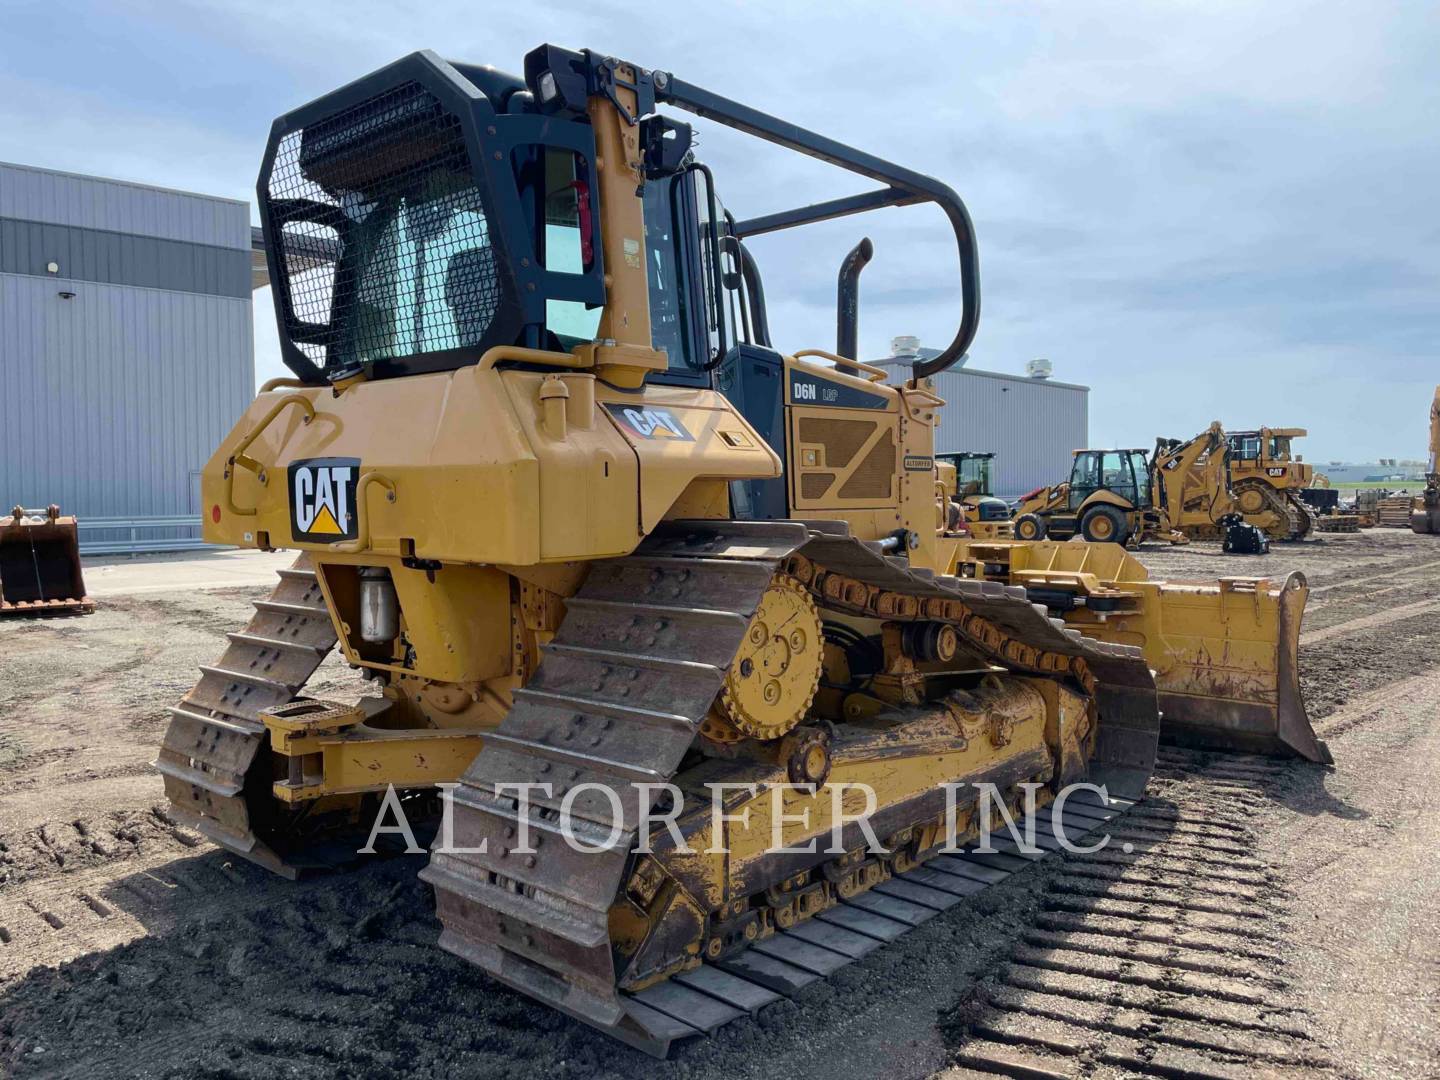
[890,335,921,360]
[1026,358,1053,380]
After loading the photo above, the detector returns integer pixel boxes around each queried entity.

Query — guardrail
[77,516,215,556]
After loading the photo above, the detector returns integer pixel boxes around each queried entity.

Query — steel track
[423,519,1160,1056]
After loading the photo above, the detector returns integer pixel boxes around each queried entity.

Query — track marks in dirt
[1301,597,1440,645]
[0,803,202,892]
[940,751,1330,1080]
[1305,556,1440,601]
[0,856,621,1079]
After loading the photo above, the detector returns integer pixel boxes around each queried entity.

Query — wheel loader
[1410,386,1440,534]
[156,46,1325,1056]
[936,451,1013,539]
[1011,424,1231,545]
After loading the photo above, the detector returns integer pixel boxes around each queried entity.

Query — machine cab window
[1230,434,1262,461]
[540,148,602,347]
[1068,452,1103,508]
[1069,449,1142,509]
[1128,450,1153,507]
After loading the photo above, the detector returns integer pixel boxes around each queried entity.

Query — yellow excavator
[1411,387,1440,534]
[156,47,1327,1056]
[1011,423,1231,545]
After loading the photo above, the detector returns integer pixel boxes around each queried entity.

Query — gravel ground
[1,531,1436,1079]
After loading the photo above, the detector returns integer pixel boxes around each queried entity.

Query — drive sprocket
[718,574,824,741]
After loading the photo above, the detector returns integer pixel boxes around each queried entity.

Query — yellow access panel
[786,359,901,514]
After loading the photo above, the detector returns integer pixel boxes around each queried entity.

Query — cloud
[6,0,1436,462]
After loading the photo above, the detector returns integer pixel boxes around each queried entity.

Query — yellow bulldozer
[1201,427,1314,541]
[1410,386,1440,534]
[156,47,1328,1056]
[935,451,1013,539]
[1010,423,1231,545]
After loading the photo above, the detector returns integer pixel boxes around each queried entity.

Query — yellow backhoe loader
[1410,386,1440,534]
[156,47,1325,1056]
[936,451,1013,539]
[1011,424,1231,545]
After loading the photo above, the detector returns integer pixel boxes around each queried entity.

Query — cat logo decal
[604,404,695,441]
[289,458,360,541]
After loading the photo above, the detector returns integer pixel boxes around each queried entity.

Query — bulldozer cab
[1067,449,1151,511]
[1229,428,1301,463]
[253,47,981,563]
[262,61,724,388]
[1227,428,1310,481]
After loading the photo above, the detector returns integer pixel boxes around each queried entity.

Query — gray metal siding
[0,161,249,249]
[1,217,252,298]
[0,272,252,521]
[933,370,1089,499]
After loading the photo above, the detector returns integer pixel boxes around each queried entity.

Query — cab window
[1069,453,1101,508]
[694,168,740,366]
[643,177,699,375]
[539,148,602,347]
[1232,435,1261,461]
[641,170,723,386]
[1128,450,1152,506]
[1102,451,1138,503]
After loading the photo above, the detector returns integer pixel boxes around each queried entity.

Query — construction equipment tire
[1014,513,1047,541]
[1081,505,1129,545]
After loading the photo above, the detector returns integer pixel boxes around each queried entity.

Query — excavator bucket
[952,540,1331,764]
[0,505,94,616]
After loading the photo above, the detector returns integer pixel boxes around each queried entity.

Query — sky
[2,0,1436,463]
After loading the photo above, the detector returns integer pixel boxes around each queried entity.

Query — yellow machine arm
[1412,385,1440,532]
[1149,420,1230,531]
[1428,385,1440,478]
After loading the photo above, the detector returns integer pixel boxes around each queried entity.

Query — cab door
[1068,452,1103,509]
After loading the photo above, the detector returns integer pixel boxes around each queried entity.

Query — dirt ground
[1,532,1437,1079]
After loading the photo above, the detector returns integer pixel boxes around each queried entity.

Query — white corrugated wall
[0,165,252,547]
[0,276,252,517]
[0,161,250,248]
[930,369,1089,499]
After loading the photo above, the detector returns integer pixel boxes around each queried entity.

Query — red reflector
[211,504,222,524]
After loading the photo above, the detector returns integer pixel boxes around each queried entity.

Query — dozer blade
[952,540,1331,765]
[0,505,93,616]
[1146,571,1329,764]
[424,520,1159,1057]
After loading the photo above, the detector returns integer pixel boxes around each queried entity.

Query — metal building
[0,162,254,552]
[876,339,1088,500]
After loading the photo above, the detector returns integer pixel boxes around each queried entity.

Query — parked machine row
[1000,422,1316,549]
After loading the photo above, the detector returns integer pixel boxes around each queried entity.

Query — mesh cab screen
[266,80,503,372]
